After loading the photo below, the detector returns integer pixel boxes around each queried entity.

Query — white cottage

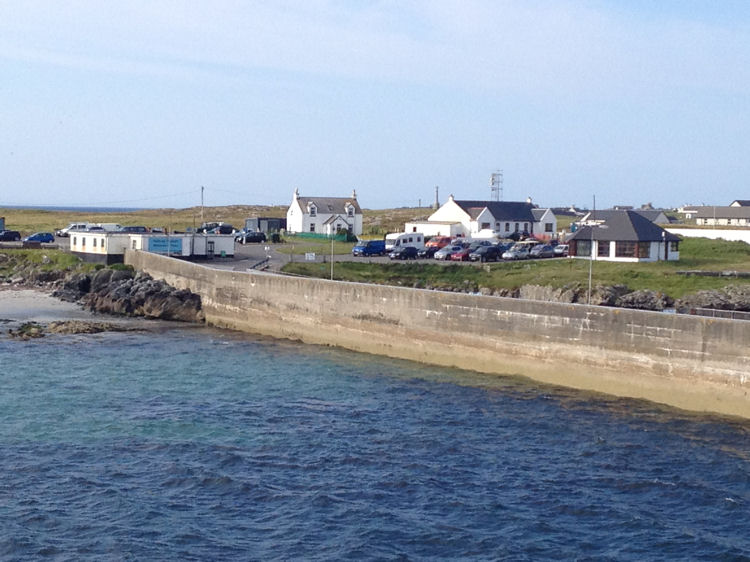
[405,195,545,239]
[286,189,363,236]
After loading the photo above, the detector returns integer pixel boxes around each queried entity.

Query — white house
[568,210,680,262]
[694,206,750,227]
[531,208,558,241]
[286,188,363,236]
[406,195,549,239]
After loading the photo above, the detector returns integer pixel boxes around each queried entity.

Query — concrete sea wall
[126,251,750,418]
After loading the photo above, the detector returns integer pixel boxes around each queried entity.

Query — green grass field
[282,238,750,299]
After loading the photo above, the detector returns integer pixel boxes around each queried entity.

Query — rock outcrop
[675,285,750,313]
[53,268,204,323]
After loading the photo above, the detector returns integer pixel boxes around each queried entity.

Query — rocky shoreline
[3,250,750,315]
[0,252,204,324]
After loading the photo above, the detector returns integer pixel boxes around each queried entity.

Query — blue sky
[2,1,750,210]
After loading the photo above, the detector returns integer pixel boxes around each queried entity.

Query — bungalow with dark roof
[694,206,750,227]
[568,210,680,262]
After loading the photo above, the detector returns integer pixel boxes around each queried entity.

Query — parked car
[388,246,419,260]
[502,244,531,260]
[0,230,21,241]
[352,239,386,256]
[23,232,54,243]
[554,244,569,257]
[530,244,556,259]
[434,244,465,260]
[197,222,235,234]
[235,230,267,244]
[469,245,501,262]
[55,223,89,237]
[450,246,473,261]
[417,246,439,259]
[118,225,149,233]
[425,236,452,249]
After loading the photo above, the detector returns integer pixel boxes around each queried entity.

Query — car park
[22,232,54,243]
[469,245,501,262]
[388,246,419,260]
[235,230,267,243]
[530,244,556,258]
[554,244,569,257]
[0,230,21,241]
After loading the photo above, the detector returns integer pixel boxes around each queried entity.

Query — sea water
[0,326,747,560]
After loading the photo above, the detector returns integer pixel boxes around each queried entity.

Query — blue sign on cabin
[148,237,183,254]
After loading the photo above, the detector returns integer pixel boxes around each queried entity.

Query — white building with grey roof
[286,188,363,236]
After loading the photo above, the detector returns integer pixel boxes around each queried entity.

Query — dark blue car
[22,232,54,243]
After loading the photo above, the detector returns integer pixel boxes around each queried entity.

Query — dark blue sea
[0,326,748,560]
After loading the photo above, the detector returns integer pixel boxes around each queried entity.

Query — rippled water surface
[0,327,748,560]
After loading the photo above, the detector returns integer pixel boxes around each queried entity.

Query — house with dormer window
[286,188,363,236]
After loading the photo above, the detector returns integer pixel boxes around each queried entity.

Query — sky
[2,1,750,211]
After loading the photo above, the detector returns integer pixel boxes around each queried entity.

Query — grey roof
[299,196,361,214]
[582,209,667,223]
[570,211,680,242]
[731,200,750,206]
[695,206,750,219]
[531,208,550,221]
[454,200,536,222]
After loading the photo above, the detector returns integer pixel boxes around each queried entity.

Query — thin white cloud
[2,0,749,98]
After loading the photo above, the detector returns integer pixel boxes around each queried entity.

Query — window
[545,223,553,233]
[101,238,105,250]
[481,222,490,229]
[615,241,637,257]
[638,243,650,258]
[347,206,354,217]
[505,223,510,232]
[523,223,529,232]
[670,241,679,252]
[412,227,417,232]
[577,240,592,256]
[132,240,137,250]
[93,238,97,248]
[81,237,86,247]
[73,236,77,246]
[514,223,519,232]
[309,205,317,217]
[310,223,316,232]
[597,241,609,257]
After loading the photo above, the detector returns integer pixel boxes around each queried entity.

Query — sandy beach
[0,287,170,332]
[0,288,96,324]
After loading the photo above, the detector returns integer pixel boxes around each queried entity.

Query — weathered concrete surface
[126,250,750,418]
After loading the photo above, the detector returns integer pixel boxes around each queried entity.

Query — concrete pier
[126,250,750,419]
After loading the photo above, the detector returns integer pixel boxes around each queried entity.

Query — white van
[385,232,425,251]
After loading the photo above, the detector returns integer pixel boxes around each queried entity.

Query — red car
[450,247,472,261]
